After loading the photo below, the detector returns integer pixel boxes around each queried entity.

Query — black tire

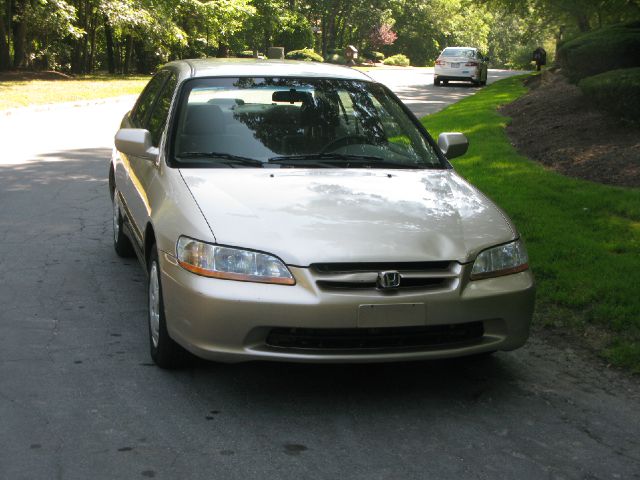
[434,78,441,86]
[112,193,135,257]
[147,246,189,368]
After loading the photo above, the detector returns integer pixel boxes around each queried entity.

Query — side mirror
[438,132,469,160]
[115,128,159,161]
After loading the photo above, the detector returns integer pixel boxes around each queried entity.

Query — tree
[368,23,397,50]
[0,0,638,73]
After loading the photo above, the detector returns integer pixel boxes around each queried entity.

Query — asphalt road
[1,69,639,480]
[365,67,527,117]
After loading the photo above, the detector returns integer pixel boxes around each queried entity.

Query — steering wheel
[321,135,371,153]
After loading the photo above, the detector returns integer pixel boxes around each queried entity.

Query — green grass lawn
[421,75,640,373]
[0,73,149,110]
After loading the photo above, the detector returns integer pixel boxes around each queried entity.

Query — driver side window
[131,71,170,128]
[147,74,178,147]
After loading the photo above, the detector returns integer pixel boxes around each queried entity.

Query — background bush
[285,48,324,62]
[504,45,538,70]
[383,54,410,66]
[578,67,640,122]
[556,21,640,82]
[325,53,346,64]
[363,50,385,62]
[236,50,255,58]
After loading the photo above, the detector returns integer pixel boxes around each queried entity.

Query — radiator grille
[310,261,460,292]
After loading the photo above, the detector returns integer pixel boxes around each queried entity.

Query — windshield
[170,77,444,169]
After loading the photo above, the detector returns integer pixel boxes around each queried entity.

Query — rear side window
[147,74,178,146]
[131,71,170,127]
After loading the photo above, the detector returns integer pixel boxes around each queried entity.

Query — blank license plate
[450,62,460,68]
[358,303,426,328]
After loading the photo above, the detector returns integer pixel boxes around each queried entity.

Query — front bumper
[160,252,535,363]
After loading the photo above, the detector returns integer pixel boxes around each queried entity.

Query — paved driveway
[0,71,639,480]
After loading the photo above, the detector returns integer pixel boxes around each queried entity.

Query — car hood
[179,169,515,265]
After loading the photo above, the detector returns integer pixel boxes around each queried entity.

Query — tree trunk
[11,0,26,68]
[104,16,115,74]
[114,42,122,73]
[88,17,96,73]
[0,15,10,70]
[326,15,336,52]
[321,15,327,56]
[123,34,133,74]
[575,13,590,32]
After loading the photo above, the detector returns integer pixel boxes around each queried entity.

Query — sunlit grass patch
[0,73,150,110]
[421,75,640,373]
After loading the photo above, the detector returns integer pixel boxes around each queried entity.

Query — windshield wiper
[177,152,264,168]
[268,153,427,169]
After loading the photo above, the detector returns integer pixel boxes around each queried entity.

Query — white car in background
[434,47,488,86]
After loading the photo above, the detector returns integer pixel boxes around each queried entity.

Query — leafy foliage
[325,53,346,64]
[273,12,314,52]
[557,21,640,82]
[382,53,409,66]
[237,50,256,57]
[579,67,640,122]
[285,48,323,62]
[368,23,397,50]
[363,50,385,62]
[0,0,639,76]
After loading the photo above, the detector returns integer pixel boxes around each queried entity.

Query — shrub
[505,45,537,71]
[236,50,255,58]
[383,54,410,66]
[285,48,324,62]
[578,67,640,122]
[325,53,345,64]
[363,50,385,62]
[556,21,640,83]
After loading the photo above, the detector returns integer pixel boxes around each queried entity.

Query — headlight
[470,239,529,280]
[176,236,295,285]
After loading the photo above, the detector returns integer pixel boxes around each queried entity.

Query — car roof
[163,58,374,83]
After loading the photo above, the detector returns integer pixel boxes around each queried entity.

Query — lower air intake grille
[266,322,484,351]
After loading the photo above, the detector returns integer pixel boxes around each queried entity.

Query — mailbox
[532,47,547,71]
[345,45,358,66]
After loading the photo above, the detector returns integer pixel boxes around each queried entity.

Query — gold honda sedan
[110,59,534,368]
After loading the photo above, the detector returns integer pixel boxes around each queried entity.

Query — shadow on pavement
[186,353,521,410]
[0,148,111,188]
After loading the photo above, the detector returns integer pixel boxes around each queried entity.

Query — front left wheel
[112,193,135,257]
[148,247,189,368]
